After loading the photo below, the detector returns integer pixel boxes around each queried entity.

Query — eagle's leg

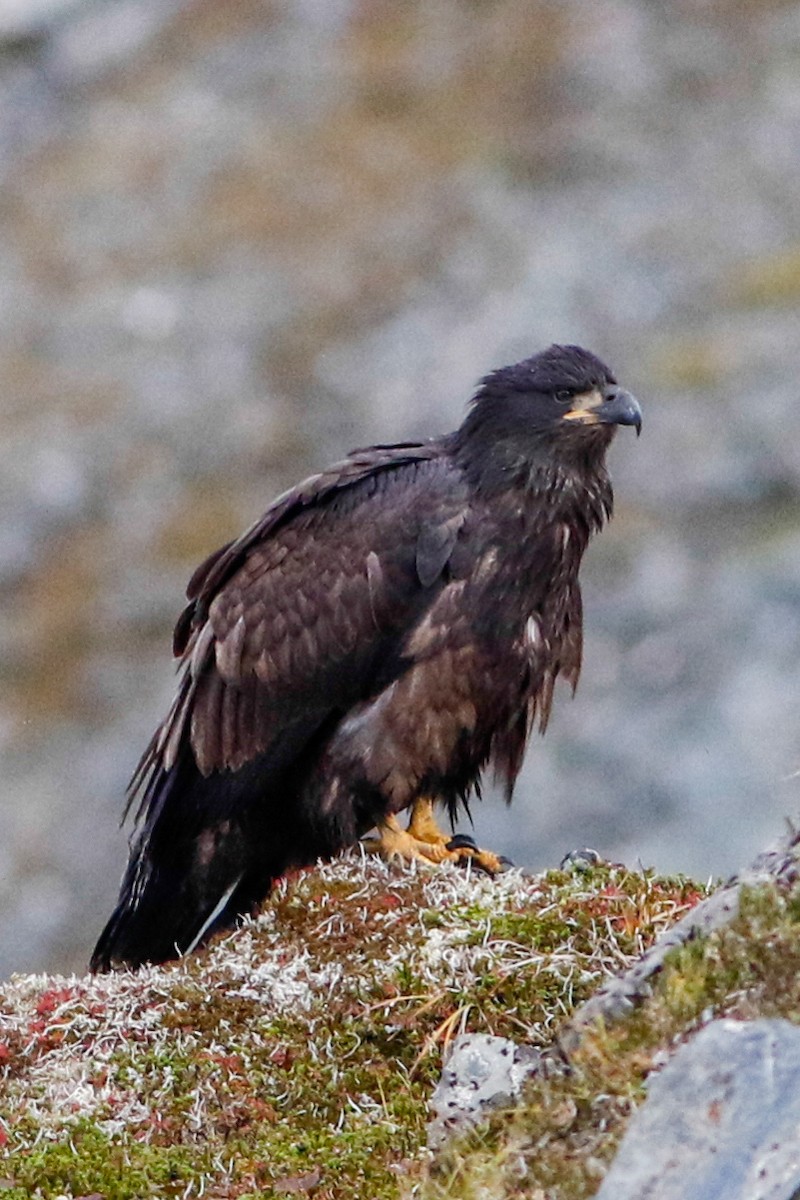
[362,811,453,866]
[363,798,508,874]
[408,797,510,874]
[406,796,449,845]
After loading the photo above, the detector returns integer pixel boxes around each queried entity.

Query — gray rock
[596,1019,800,1200]
[427,1033,540,1149]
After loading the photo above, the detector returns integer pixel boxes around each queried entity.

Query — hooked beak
[563,385,643,436]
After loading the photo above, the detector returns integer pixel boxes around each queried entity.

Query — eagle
[91,343,641,970]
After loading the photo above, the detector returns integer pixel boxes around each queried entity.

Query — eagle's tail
[90,755,287,972]
[90,816,254,972]
[92,712,363,971]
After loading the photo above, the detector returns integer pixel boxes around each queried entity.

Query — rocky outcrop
[426,827,800,1198]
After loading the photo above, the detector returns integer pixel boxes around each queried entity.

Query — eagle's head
[453,342,641,522]
[470,344,642,446]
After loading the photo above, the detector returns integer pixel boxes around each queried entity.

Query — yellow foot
[362,798,511,875]
[361,812,453,867]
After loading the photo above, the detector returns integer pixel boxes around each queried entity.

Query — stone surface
[428,1033,541,1149]
[596,1019,800,1200]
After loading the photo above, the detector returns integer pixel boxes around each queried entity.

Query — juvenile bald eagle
[92,344,641,970]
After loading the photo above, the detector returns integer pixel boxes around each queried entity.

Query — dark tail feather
[91,736,351,971]
[90,812,259,971]
[92,709,367,971]
[91,752,287,971]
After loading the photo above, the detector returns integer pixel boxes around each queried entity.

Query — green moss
[658,882,800,1026]
[4,1120,213,1200]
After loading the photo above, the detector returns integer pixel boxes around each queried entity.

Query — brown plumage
[92,343,641,970]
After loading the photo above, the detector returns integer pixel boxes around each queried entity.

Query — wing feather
[133,442,470,801]
[177,442,443,640]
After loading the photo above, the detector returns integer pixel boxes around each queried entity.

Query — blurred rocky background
[1,0,799,976]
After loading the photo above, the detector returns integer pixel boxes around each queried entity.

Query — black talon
[446,834,480,852]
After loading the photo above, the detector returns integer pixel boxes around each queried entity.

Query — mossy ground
[0,854,703,1199]
[423,879,800,1199]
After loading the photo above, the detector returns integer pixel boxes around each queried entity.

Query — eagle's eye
[553,389,574,405]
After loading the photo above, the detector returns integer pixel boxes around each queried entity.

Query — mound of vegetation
[7,844,796,1199]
